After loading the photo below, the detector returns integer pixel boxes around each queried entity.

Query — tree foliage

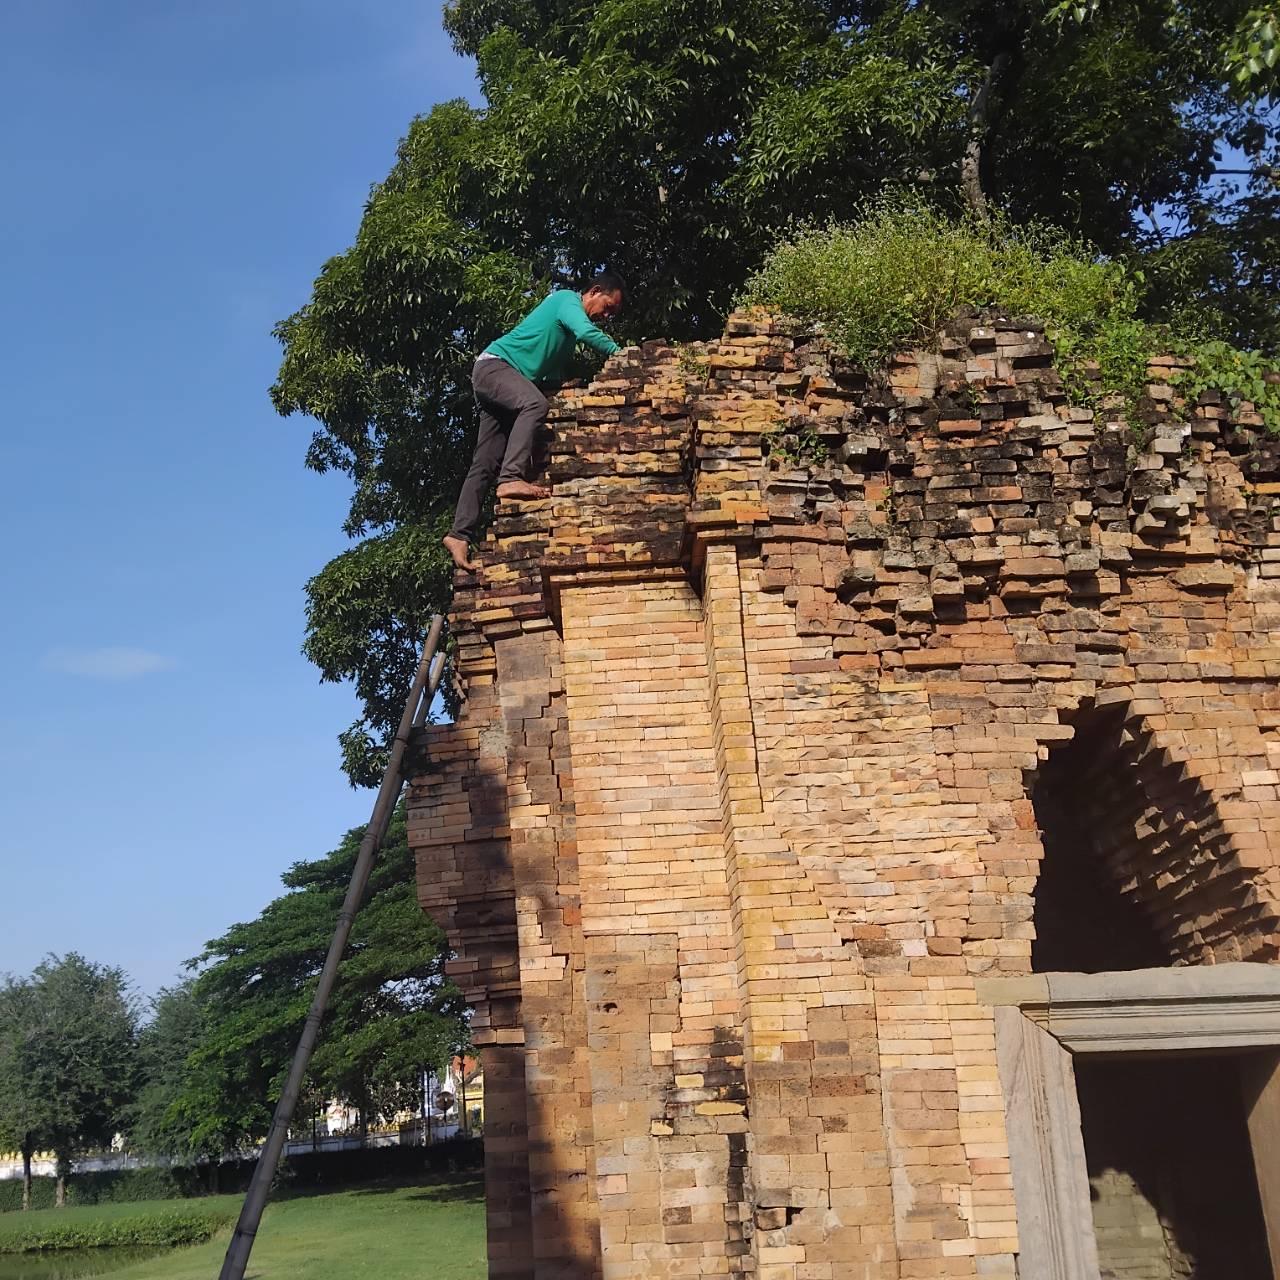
[0,956,140,1207]
[273,0,1280,782]
[155,809,464,1157]
[0,978,48,1210]
[126,979,219,1166]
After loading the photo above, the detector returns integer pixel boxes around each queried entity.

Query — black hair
[587,270,627,301]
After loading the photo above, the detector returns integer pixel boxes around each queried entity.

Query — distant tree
[127,979,222,1170]
[39,956,140,1206]
[0,956,140,1207]
[0,978,51,1210]
[169,808,463,1154]
[271,0,1279,784]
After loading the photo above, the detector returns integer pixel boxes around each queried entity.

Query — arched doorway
[1030,703,1172,973]
[1029,700,1277,970]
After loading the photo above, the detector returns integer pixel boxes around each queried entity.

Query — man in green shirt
[443,272,626,572]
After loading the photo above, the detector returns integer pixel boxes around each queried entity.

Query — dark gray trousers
[449,357,549,542]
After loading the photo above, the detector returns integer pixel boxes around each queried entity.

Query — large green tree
[272,0,1279,783]
[164,809,464,1156]
[0,956,140,1207]
[0,978,50,1211]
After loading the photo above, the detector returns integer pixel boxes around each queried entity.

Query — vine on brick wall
[1169,340,1280,435]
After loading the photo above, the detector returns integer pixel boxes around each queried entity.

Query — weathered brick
[407,311,1280,1279]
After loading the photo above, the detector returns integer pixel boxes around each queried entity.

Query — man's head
[582,270,626,323]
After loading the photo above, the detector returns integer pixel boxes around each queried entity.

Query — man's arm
[559,294,620,357]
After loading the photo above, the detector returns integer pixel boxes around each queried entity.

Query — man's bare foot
[496,479,551,500]
[442,534,480,572]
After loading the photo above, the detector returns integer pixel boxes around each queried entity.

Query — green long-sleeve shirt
[484,290,620,383]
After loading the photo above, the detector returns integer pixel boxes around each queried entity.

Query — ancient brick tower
[407,313,1280,1280]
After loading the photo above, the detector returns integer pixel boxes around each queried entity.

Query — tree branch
[962,49,1012,220]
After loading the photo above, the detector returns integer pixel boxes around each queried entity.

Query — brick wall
[407,310,1280,1278]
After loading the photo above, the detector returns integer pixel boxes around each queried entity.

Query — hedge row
[0,1165,203,1212]
[0,1207,232,1253]
[0,1137,483,1213]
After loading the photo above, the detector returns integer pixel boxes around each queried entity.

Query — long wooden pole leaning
[219,614,447,1280]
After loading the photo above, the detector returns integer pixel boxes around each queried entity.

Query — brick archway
[1028,697,1280,968]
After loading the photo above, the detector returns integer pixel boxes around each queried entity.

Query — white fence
[0,1122,469,1180]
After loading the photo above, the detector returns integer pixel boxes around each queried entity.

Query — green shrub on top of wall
[738,193,1280,436]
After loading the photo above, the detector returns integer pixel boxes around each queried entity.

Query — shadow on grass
[267,1176,484,1206]
[398,1183,485,1205]
[351,1178,484,1205]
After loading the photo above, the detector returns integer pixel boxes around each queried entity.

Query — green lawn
[0,1182,487,1280]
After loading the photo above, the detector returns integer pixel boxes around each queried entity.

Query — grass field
[117,1181,485,1280]
[0,1181,486,1280]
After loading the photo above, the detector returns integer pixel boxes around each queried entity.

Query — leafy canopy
[154,809,465,1157]
[274,0,1280,781]
[126,979,219,1164]
[0,955,140,1200]
[0,977,50,1164]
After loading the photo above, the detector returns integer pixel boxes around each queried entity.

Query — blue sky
[0,2,478,999]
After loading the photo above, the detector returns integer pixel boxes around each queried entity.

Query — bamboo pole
[219,616,447,1280]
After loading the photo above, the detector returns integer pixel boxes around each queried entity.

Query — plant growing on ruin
[1168,340,1280,435]
[740,195,1280,435]
[767,420,829,470]
[674,343,711,381]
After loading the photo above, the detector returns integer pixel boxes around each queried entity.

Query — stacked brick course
[407,311,1280,1278]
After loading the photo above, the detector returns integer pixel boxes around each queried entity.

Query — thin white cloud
[42,646,177,682]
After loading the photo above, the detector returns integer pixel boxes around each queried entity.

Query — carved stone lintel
[979,964,1280,1053]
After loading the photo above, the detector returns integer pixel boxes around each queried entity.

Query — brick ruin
[406,312,1280,1278]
